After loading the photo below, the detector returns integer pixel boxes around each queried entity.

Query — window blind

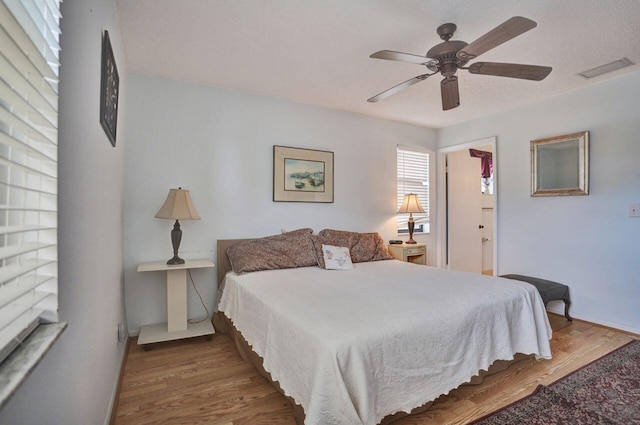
[397,146,429,233]
[0,0,60,364]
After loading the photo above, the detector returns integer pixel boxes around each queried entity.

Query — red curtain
[469,149,493,178]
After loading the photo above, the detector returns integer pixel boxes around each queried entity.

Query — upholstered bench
[500,274,572,321]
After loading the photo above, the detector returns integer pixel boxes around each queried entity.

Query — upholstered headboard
[216,239,249,284]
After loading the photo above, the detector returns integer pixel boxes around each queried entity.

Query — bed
[214,230,552,425]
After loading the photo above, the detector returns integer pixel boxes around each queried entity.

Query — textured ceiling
[115,0,640,129]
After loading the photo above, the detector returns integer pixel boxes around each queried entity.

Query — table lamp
[155,187,201,264]
[397,193,425,244]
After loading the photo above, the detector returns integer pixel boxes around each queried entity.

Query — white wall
[0,0,129,424]
[123,74,437,333]
[438,72,640,334]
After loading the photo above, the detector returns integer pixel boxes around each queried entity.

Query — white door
[447,150,483,273]
[481,206,494,275]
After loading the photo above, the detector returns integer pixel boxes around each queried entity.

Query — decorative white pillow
[322,244,353,270]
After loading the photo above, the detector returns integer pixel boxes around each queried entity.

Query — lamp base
[167,220,184,265]
[166,255,185,265]
[406,218,417,244]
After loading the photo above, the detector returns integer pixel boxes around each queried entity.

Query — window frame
[0,0,62,398]
[396,145,431,235]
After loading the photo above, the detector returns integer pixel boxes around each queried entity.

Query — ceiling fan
[367,16,552,110]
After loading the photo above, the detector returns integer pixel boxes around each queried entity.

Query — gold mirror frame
[531,131,589,197]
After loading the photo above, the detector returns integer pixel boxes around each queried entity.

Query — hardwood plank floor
[113,314,636,425]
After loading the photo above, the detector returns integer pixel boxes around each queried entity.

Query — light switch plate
[628,203,640,217]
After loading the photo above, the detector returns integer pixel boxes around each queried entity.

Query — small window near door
[482,175,494,195]
[397,146,430,234]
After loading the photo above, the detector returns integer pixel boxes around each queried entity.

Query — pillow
[321,244,353,270]
[226,228,316,274]
[312,229,393,267]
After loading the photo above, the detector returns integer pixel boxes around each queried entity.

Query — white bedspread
[218,260,552,425]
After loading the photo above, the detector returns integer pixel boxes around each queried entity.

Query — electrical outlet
[628,203,640,217]
[117,323,126,343]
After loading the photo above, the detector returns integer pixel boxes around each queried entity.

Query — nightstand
[388,243,427,265]
[136,259,215,348]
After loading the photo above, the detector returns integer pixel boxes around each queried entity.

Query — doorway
[436,137,497,275]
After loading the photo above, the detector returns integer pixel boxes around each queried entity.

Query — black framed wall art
[100,30,119,147]
[273,146,334,203]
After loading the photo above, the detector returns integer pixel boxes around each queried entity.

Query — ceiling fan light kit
[368,16,552,111]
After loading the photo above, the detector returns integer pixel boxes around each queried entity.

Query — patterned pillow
[322,244,353,270]
[227,228,316,274]
[312,229,393,268]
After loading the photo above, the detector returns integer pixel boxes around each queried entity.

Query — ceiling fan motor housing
[426,40,468,77]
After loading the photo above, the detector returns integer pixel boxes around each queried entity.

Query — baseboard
[106,336,133,425]
[547,309,640,337]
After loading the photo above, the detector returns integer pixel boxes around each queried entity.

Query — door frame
[436,136,498,274]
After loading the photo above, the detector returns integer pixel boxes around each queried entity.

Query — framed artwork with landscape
[273,146,334,203]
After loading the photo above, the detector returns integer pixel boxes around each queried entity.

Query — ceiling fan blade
[457,16,537,61]
[370,50,431,65]
[469,62,552,80]
[440,76,460,110]
[367,74,432,103]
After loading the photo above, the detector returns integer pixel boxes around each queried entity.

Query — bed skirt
[212,311,530,425]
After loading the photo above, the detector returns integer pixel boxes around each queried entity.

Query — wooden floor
[112,314,637,425]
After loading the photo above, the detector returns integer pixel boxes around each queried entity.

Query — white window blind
[0,0,60,364]
[397,146,429,233]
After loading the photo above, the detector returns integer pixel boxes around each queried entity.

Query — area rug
[469,340,640,425]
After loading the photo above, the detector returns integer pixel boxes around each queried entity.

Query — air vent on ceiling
[578,58,635,79]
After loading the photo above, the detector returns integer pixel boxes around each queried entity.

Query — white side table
[387,243,427,265]
[137,259,215,348]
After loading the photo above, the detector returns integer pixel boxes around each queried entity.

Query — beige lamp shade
[397,193,425,214]
[155,188,201,220]
[397,193,424,244]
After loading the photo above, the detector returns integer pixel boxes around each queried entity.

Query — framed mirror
[531,131,589,197]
